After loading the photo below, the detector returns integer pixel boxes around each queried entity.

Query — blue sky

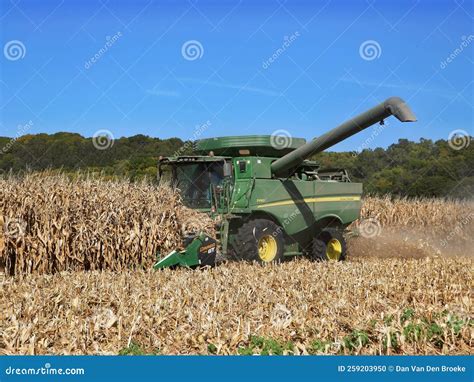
[0,0,473,151]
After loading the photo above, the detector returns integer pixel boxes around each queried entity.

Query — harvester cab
[158,157,230,210]
[153,97,416,269]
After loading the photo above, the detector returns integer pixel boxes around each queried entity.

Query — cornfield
[1,174,472,275]
[0,173,472,355]
[0,173,214,275]
[360,195,473,240]
[351,196,474,259]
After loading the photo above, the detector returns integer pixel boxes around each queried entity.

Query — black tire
[232,218,285,263]
[311,227,347,261]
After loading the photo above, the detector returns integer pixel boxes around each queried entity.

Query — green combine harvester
[154,97,416,269]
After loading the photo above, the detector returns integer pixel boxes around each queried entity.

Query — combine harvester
[154,97,416,269]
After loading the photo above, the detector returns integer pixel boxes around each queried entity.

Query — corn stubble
[1,258,471,355]
[0,174,473,355]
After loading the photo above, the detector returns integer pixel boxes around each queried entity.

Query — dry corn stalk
[1,173,473,275]
[359,195,473,238]
[0,173,214,275]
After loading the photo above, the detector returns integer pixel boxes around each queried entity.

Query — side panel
[232,179,253,209]
[312,181,362,225]
[246,179,362,235]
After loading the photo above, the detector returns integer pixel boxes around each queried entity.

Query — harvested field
[0,257,472,355]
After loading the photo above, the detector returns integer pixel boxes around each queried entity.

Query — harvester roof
[195,135,306,157]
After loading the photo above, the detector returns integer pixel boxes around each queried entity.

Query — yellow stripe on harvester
[256,196,361,208]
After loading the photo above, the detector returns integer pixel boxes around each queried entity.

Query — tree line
[0,132,472,198]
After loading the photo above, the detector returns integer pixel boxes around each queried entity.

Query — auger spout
[271,97,417,177]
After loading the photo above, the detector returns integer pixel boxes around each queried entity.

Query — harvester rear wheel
[233,219,284,264]
[311,227,347,262]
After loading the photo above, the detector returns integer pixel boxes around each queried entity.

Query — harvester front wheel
[312,227,347,262]
[233,219,284,264]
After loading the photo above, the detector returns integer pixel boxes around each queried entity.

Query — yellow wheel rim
[326,238,342,261]
[258,235,278,262]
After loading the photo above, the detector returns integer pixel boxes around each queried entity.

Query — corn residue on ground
[0,257,471,355]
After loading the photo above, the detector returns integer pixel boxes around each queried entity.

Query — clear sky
[0,0,473,151]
